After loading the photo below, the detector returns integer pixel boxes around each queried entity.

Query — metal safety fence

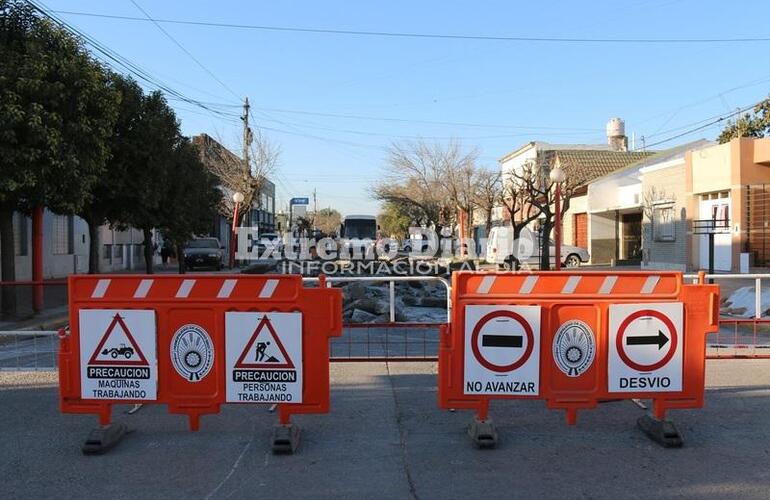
[685,273,770,359]
[304,275,449,362]
[0,331,60,371]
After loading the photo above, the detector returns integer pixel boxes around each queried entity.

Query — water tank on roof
[606,117,625,138]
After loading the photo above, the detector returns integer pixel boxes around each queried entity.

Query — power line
[52,10,770,44]
[28,1,240,123]
[254,106,602,131]
[128,0,242,101]
[641,100,762,149]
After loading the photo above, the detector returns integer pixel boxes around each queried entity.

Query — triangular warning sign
[88,314,149,366]
[234,316,295,369]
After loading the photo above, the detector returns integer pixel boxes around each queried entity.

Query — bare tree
[498,165,541,269]
[312,207,342,235]
[473,168,502,239]
[509,156,577,270]
[373,139,478,233]
[193,131,279,225]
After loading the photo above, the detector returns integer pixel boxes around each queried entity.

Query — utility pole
[231,97,251,267]
[313,188,317,230]
[242,97,251,176]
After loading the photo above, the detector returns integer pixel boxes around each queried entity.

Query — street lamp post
[549,166,566,271]
[230,192,244,269]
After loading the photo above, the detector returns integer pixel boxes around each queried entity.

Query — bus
[339,215,378,260]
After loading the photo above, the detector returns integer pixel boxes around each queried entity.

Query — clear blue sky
[44,0,770,216]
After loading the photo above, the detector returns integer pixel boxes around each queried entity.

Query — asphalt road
[2,360,770,499]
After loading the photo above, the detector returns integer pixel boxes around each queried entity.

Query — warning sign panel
[463,305,540,395]
[79,309,157,400]
[225,312,302,403]
[608,302,683,393]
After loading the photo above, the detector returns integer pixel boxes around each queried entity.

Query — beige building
[497,119,651,258]
[587,137,770,272]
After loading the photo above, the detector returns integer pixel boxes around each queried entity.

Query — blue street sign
[290,197,309,205]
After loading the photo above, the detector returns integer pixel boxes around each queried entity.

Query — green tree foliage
[718,97,770,143]
[0,0,118,314]
[159,139,221,273]
[113,90,181,273]
[377,201,412,238]
[78,74,145,273]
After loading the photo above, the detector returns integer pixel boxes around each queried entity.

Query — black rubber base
[272,424,300,454]
[82,423,129,455]
[637,414,683,448]
[468,417,497,449]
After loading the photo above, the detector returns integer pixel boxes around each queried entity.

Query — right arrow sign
[626,330,669,349]
[608,303,683,393]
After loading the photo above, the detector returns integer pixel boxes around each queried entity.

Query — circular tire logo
[552,320,595,377]
[171,324,214,382]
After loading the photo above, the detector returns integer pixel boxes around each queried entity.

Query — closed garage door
[573,213,587,249]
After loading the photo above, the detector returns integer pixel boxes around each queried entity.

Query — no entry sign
[608,303,683,392]
[464,305,540,395]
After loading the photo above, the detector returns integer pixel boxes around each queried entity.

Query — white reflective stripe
[599,276,618,294]
[641,275,660,294]
[561,275,581,294]
[217,279,237,298]
[91,279,111,298]
[476,275,496,294]
[133,279,154,298]
[258,279,279,298]
[176,279,196,298]
[519,275,538,294]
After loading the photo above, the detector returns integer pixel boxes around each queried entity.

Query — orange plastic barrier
[59,274,341,452]
[438,270,719,446]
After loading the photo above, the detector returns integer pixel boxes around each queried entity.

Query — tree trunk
[540,220,553,271]
[85,216,101,274]
[142,227,154,274]
[0,207,17,318]
[176,243,186,274]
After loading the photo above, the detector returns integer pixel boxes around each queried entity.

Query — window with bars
[52,214,73,254]
[653,205,675,242]
[13,213,28,256]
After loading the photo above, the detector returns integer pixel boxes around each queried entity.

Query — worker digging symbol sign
[608,302,683,392]
[225,312,303,403]
[79,309,157,400]
[464,305,540,395]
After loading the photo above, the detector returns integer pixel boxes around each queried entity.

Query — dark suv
[183,237,224,271]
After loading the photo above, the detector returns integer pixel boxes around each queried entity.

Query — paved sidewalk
[2,360,770,499]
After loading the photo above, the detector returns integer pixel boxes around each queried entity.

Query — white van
[485,226,590,269]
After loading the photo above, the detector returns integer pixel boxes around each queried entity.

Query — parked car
[183,237,224,271]
[486,226,590,270]
[256,232,284,257]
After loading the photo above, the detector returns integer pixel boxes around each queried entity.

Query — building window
[13,213,28,256]
[53,214,73,254]
[653,205,675,242]
[113,244,123,260]
[103,244,112,261]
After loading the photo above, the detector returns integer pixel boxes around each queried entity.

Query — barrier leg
[468,400,497,448]
[637,401,683,448]
[273,406,300,454]
[82,405,129,455]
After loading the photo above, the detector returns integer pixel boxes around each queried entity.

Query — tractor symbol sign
[102,343,135,360]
